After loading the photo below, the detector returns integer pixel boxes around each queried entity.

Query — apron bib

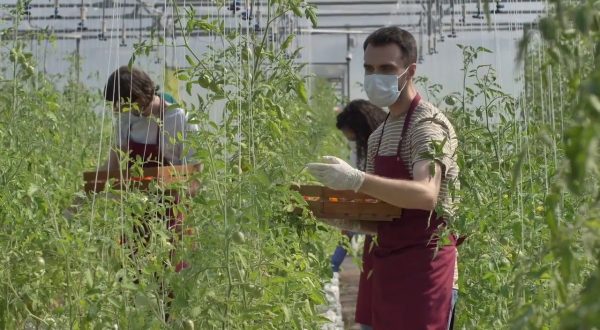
[370,94,456,330]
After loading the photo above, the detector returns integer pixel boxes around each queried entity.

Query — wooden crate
[83,164,202,193]
[292,185,402,221]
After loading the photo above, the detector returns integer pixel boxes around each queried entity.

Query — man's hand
[306,156,366,192]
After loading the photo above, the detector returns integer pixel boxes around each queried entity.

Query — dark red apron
[371,94,456,329]
[355,234,374,325]
[126,103,188,272]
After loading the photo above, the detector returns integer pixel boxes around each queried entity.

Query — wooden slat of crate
[83,177,177,193]
[293,185,401,221]
[84,172,180,188]
[83,164,201,193]
[294,185,376,201]
[83,164,199,181]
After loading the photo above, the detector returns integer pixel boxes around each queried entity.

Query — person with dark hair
[102,65,198,271]
[102,65,197,170]
[330,100,386,330]
[336,100,388,171]
[308,26,460,329]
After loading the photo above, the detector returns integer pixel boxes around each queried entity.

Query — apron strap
[396,93,421,157]
[375,94,421,157]
[375,112,391,156]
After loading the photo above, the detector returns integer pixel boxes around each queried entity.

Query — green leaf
[85,269,93,287]
[191,19,216,32]
[134,293,153,307]
[282,305,290,322]
[305,7,318,28]
[291,4,303,17]
[46,101,60,112]
[539,17,558,41]
[26,184,38,198]
[295,81,308,104]
[128,54,136,69]
[242,47,252,61]
[589,95,600,114]
[574,7,590,34]
[280,34,295,51]
[46,112,58,123]
[185,55,196,67]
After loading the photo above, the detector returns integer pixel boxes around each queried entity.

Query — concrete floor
[339,257,362,330]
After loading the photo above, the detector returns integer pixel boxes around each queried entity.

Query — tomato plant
[1,1,343,328]
[435,1,600,327]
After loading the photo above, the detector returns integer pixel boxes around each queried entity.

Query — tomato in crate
[292,185,402,221]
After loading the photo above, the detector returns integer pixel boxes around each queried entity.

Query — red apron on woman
[371,94,456,330]
[126,102,188,272]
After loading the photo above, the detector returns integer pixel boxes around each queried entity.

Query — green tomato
[206,290,216,301]
[232,231,245,244]
[444,95,456,106]
[247,284,263,298]
[232,164,242,175]
[183,320,195,330]
[25,64,35,76]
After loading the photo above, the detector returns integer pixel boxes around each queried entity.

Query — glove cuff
[352,170,366,193]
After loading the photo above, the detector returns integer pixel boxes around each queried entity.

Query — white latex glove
[306,156,366,192]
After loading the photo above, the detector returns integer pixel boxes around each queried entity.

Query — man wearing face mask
[307,27,459,329]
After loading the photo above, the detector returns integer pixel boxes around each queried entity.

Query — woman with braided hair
[330,99,387,330]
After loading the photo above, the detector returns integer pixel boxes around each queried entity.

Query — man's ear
[408,63,417,80]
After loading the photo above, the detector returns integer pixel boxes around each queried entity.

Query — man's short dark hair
[363,26,418,65]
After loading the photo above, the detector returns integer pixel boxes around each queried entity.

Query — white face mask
[363,67,410,108]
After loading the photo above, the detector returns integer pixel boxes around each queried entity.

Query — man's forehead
[364,43,403,65]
